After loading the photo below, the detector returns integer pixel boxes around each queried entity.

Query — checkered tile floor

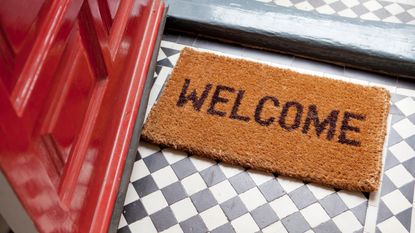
[117,40,415,233]
[255,0,415,25]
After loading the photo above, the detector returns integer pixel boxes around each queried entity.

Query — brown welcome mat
[142,48,390,192]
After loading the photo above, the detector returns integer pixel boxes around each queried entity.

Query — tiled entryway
[118,34,415,233]
[256,0,415,25]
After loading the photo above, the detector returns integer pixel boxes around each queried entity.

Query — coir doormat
[142,48,390,192]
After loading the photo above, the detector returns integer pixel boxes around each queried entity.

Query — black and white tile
[256,0,415,25]
[118,39,415,233]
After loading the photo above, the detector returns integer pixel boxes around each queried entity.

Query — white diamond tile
[231,213,260,233]
[301,203,330,228]
[170,198,197,222]
[270,195,298,219]
[118,214,128,228]
[273,0,293,7]
[138,142,160,158]
[337,190,366,209]
[332,211,362,233]
[316,5,336,14]
[130,160,150,182]
[397,88,415,98]
[124,183,140,205]
[385,3,405,14]
[262,221,288,233]
[393,118,415,139]
[162,148,187,164]
[161,224,183,233]
[338,8,358,18]
[383,15,402,23]
[385,164,413,188]
[247,170,274,186]
[377,216,409,233]
[343,0,359,7]
[295,1,314,11]
[210,180,237,203]
[152,166,179,189]
[306,183,335,199]
[277,176,304,193]
[218,162,244,178]
[129,216,157,233]
[141,190,168,215]
[389,141,415,163]
[181,173,207,196]
[360,12,380,20]
[395,97,415,116]
[364,0,383,11]
[200,205,228,231]
[382,190,412,215]
[157,49,167,61]
[189,156,215,171]
[239,187,267,211]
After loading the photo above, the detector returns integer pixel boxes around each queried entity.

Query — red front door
[0,0,165,232]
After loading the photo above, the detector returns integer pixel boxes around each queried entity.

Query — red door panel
[0,0,165,232]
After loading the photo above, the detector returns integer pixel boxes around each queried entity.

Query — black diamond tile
[399,180,414,203]
[351,202,367,225]
[200,164,226,187]
[161,181,187,205]
[391,114,406,124]
[251,204,279,229]
[309,0,326,8]
[396,11,414,23]
[191,189,218,213]
[291,0,304,4]
[396,207,412,232]
[387,128,403,147]
[376,200,393,223]
[143,152,169,173]
[330,1,347,11]
[123,200,147,224]
[391,93,407,104]
[313,219,341,233]
[117,226,131,233]
[220,196,248,220]
[135,151,141,161]
[380,175,397,197]
[211,223,236,233]
[320,193,348,218]
[150,207,178,232]
[157,58,174,68]
[132,175,158,197]
[229,172,256,194]
[389,105,403,116]
[374,8,392,19]
[402,157,415,177]
[407,135,415,148]
[289,185,317,209]
[171,157,197,179]
[384,150,400,171]
[180,215,208,233]
[155,65,162,76]
[351,4,370,16]
[282,212,311,233]
[161,47,180,57]
[258,179,285,202]
[408,113,415,125]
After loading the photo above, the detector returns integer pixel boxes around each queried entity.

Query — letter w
[176,79,212,111]
[302,105,339,140]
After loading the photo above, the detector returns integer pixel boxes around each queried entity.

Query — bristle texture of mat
[142,48,390,192]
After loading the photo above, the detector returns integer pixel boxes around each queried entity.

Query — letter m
[302,105,339,140]
[176,79,212,111]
